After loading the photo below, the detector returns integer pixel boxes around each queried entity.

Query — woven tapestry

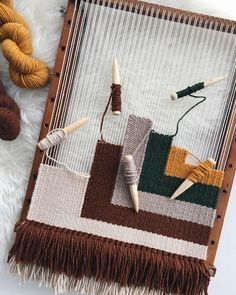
[9,114,224,295]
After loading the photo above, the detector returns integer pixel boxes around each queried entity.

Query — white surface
[0,0,235,294]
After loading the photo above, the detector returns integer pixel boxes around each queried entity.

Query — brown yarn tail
[100,84,121,142]
[9,220,211,295]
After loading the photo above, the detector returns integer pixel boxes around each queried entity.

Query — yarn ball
[0,80,20,140]
[0,2,50,88]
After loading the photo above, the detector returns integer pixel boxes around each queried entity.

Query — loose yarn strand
[100,85,121,142]
[0,0,50,88]
[186,150,202,164]
[132,127,152,157]
[45,148,90,178]
[172,94,206,137]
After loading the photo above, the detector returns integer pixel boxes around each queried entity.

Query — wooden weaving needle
[170,158,216,200]
[38,117,89,150]
[124,155,139,213]
[171,75,227,100]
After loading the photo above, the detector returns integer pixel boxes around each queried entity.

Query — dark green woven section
[138,131,220,209]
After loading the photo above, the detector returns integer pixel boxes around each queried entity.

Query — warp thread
[176,82,204,99]
[0,0,50,88]
[111,84,121,113]
[188,159,214,183]
[0,80,20,140]
[123,155,139,185]
[38,129,66,150]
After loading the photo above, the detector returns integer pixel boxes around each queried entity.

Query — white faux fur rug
[0,0,68,273]
[0,1,235,295]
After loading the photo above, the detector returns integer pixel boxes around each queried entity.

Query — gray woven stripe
[111,115,215,227]
[112,114,152,207]
[138,192,216,227]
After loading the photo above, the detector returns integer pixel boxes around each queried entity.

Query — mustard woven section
[165,146,224,188]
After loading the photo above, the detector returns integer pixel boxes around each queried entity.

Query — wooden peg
[124,155,139,213]
[63,117,89,135]
[203,75,227,88]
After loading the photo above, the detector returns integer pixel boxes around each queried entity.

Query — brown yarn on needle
[111,84,121,113]
[0,80,20,140]
[100,84,121,142]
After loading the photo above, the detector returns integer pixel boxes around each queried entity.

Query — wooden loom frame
[19,0,236,276]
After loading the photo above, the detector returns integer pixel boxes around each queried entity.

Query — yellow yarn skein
[0,1,50,88]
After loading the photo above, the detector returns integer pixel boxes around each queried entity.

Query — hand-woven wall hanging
[8,1,236,294]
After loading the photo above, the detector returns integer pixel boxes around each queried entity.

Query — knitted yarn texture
[0,0,50,88]
[0,79,20,140]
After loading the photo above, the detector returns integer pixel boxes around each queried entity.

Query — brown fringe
[9,220,210,295]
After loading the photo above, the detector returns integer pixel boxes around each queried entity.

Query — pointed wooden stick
[203,75,226,88]
[37,117,89,150]
[63,117,89,135]
[129,183,139,213]
[124,155,139,213]
[171,75,226,100]
[170,158,216,200]
[112,57,121,115]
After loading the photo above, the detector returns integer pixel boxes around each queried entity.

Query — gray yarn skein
[38,129,66,150]
[123,155,139,185]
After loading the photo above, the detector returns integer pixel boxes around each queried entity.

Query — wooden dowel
[63,117,89,135]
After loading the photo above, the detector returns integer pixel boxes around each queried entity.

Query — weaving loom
[9,0,236,294]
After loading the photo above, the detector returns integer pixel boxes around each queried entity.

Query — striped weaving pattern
[8,114,224,295]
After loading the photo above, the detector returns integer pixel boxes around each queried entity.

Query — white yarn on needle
[38,129,66,150]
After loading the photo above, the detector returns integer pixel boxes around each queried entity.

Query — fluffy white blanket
[0,1,235,294]
[0,0,67,272]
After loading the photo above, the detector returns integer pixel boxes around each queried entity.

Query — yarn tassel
[170,158,216,200]
[9,220,211,295]
[123,155,139,213]
[170,76,226,100]
[37,117,89,150]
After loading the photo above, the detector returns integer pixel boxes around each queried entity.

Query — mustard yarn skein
[0,0,50,88]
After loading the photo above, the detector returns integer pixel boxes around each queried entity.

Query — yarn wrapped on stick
[111,58,121,115]
[0,80,20,140]
[38,117,89,150]
[123,155,139,213]
[0,0,50,88]
[171,158,216,200]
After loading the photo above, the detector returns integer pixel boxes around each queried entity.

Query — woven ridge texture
[9,116,224,295]
[139,132,222,208]
[165,146,224,187]
[9,220,211,295]
[112,115,218,227]
[27,164,89,224]
[26,163,207,258]
[112,114,153,207]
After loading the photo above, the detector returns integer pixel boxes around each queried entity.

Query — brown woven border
[19,0,236,275]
